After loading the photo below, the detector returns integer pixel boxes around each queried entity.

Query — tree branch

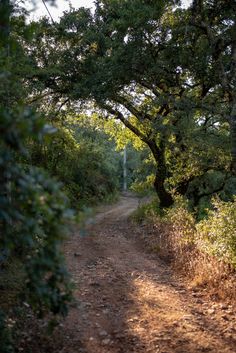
[100,102,150,144]
[115,95,153,121]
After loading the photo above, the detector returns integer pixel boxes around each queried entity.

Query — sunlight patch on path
[126,274,224,352]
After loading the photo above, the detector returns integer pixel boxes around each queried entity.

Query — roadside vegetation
[132,195,236,301]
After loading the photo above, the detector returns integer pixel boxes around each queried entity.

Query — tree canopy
[26,0,236,207]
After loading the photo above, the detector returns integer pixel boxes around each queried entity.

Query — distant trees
[29,120,121,207]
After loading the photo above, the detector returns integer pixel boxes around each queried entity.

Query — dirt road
[56,194,236,353]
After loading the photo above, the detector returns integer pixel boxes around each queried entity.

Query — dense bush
[145,196,236,269]
[133,194,236,301]
[164,197,196,246]
[0,106,74,351]
[0,310,13,353]
[197,197,236,267]
[131,197,160,223]
[0,6,74,350]
[30,123,121,208]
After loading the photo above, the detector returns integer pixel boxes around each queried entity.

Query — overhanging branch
[115,95,153,122]
[100,102,150,144]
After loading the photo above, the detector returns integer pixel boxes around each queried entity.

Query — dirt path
[56,195,236,353]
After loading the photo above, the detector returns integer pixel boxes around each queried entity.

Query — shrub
[0,310,14,353]
[134,196,236,299]
[196,197,236,267]
[164,196,196,246]
[131,174,155,196]
[0,4,74,349]
[0,107,73,350]
[131,197,160,223]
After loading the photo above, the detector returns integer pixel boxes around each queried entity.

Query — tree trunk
[175,178,193,196]
[154,170,174,208]
[104,106,174,208]
[230,99,236,175]
[148,139,174,208]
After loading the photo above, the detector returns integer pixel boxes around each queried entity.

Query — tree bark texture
[230,99,236,175]
[147,139,174,208]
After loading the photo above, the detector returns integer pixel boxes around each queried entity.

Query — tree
[27,0,234,208]
[27,0,181,207]
[189,0,236,173]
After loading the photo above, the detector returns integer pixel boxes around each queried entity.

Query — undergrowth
[133,196,236,301]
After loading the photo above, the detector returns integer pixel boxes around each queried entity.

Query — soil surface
[55,194,236,353]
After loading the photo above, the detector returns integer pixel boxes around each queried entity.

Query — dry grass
[190,254,236,301]
[139,217,236,304]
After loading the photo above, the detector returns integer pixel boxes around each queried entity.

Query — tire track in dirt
[55,195,236,353]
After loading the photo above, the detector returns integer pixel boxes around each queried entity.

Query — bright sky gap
[25,0,192,22]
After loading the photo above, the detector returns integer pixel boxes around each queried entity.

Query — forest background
[0,0,236,351]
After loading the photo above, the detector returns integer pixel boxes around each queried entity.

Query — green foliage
[0,311,14,353]
[0,2,73,350]
[29,121,122,208]
[163,195,236,267]
[164,196,196,245]
[131,197,160,223]
[131,174,155,196]
[186,170,236,219]
[0,106,73,315]
[0,112,74,327]
[73,128,121,205]
[135,195,236,269]
[197,198,236,267]
[28,0,236,208]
